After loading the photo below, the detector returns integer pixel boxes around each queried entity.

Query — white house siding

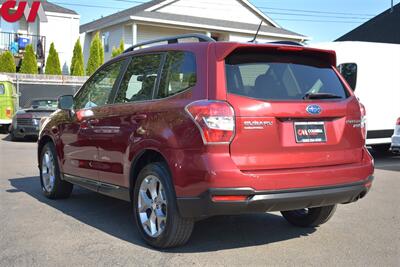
[99,24,124,60]
[40,12,80,74]
[229,33,298,43]
[124,25,133,48]
[136,24,200,44]
[155,0,268,25]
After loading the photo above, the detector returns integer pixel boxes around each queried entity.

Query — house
[80,0,308,62]
[336,3,400,44]
[0,0,80,74]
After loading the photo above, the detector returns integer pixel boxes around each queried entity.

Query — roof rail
[123,33,216,53]
[268,41,304,46]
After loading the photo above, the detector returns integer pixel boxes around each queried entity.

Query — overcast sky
[53,0,399,43]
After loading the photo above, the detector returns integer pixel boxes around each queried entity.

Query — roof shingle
[336,3,400,44]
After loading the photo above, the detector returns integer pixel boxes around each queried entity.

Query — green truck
[0,75,17,132]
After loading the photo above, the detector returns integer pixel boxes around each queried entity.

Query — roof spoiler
[214,43,337,66]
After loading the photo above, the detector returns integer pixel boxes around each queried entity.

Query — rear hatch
[224,46,365,171]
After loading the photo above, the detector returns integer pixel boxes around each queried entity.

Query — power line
[52,1,370,24]
[265,11,371,20]
[53,2,124,10]
[273,18,365,24]
[110,0,377,18]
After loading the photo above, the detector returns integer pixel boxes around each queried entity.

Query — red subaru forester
[38,34,374,248]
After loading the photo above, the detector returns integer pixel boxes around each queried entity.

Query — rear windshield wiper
[303,93,343,100]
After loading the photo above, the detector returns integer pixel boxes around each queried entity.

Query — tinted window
[115,54,162,103]
[30,99,58,108]
[157,51,196,99]
[225,52,348,100]
[75,60,124,110]
[0,84,4,95]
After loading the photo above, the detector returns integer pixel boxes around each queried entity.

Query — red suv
[38,34,374,248]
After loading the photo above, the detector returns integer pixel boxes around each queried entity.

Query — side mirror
[338,63,357,91]
[58,95,74,110]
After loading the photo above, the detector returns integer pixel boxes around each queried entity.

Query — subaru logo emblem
[306,105,322,115]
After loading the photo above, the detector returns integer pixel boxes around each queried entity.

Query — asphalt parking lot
[0,134,399,266]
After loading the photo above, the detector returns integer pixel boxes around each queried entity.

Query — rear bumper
[177,176,374,218]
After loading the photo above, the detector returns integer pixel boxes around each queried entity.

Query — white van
[313,41,400,152]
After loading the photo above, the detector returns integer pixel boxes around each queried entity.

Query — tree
[98,35,104,65]
[70,38,84,76]
[45,42,62,75]
[19,44,38,74]
[86,32,103,76]
[111,39,125,58]
[0,51,16,73]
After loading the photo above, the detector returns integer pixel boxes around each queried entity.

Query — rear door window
[225,52,348,101]
[157,51,196,99]
[115,54,163,103]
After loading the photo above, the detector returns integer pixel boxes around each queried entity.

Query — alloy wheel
[41,149,56,192]
[137,175,167,238]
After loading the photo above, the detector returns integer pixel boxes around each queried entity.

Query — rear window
[0,84,4,95]
[225,51,348,101]
[30,100,58,108]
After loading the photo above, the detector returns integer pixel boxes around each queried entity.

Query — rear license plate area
[294,121,327,143]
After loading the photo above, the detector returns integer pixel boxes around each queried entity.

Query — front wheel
[39,142,73,199]
[133,162,194,248]
[281,205,337,227]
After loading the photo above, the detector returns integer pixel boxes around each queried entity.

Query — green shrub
[0,51,16,73]
[19,44,38,74]
[111,39,125,58]
[71,38,84,76]
[86,32,103,76]
[45,42,62,75]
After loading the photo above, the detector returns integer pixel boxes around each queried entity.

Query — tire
[281,205,337,227]
[39,142,73,199]
[372,144,391,154]
[133,162,194,248]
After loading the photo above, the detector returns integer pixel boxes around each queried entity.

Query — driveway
[0,134,399,266]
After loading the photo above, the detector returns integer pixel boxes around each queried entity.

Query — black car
[10,98,57,141]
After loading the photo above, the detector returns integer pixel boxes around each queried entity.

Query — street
[0,134,399,266]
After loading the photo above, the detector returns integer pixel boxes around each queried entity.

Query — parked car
[37,34,374,248]
[10,98,57,141]
[0,75,17,133]
[391,118,400,153]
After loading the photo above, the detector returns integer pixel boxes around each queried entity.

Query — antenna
[249,21,263,43]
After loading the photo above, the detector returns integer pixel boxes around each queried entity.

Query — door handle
[132,114,147,121]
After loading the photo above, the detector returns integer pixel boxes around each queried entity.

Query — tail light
[396,118,400,125]
[185,100,235,145]
[5,107,12,118]
[360,103,367,141]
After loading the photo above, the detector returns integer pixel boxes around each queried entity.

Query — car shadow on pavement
[8,176,316,252]
[1,134,37,143]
